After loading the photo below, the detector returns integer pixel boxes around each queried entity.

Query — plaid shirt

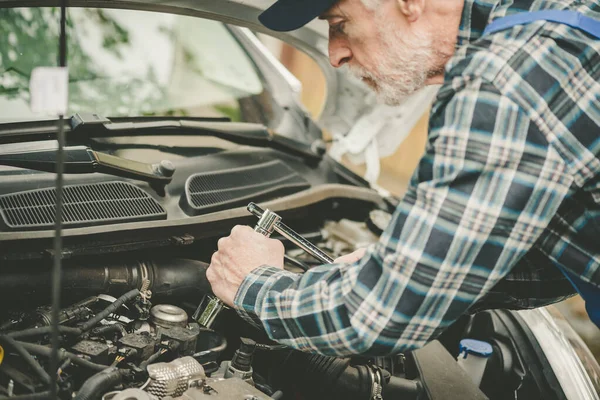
[234,0,600,356]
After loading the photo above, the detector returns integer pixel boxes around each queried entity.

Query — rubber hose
[278,352,381,400]
[80,289,139,332]
[18,342,107,372]
[0,391,51,399]
[193,330,227,365]
[58,358,71,374]
[279,353,353,399]
[207,335,227,355]
[7,326,82,339]
[91,324,125,337]
[139,349,165,370]
[0,336,52,385]
[382,376,422,399]
[0,259,210,305]
[290,354,421,400]
[74,368,126,400]
[335,364,374,399]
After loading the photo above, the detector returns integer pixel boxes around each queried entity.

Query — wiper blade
[0,114,325,163]
[79,115,324,163]
[90,141,224,157]
[0,141,174,187]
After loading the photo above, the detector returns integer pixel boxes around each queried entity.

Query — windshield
[0,7,272,123]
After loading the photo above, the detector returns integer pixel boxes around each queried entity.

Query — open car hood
[0,0,439,149]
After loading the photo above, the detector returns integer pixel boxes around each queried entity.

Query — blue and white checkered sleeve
[234,78,573,356]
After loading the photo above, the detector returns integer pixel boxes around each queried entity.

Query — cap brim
[258,0,337,32]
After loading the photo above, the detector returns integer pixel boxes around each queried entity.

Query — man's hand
[207,225,285,307]
[334,248,367,264]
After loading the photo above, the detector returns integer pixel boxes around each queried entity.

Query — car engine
[0,193,578,400]
[0,142,564,400]
[0,206,440,400]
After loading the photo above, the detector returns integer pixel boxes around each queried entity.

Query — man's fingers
[217,237,229,249]
[206,263,216,283]
[231,224,253,237]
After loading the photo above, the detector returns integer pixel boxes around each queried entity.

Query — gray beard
[343,28,435,105]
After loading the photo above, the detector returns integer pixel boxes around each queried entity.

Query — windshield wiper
[0,141,174,187]
[89,142,224,157]
[0,114,325,163]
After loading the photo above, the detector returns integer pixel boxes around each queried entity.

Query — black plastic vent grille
[181,160,310,215]
[0,181,166,231]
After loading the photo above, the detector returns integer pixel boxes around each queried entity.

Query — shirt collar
[456,0,500,47]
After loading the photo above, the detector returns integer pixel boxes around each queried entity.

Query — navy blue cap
[459,339,493,358]
[258,0,338,32]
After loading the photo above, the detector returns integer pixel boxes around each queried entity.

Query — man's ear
[396,0,425,22]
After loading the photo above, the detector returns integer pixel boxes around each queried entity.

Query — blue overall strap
[484,10,600,39]
[482,10,600,328]
[561,269,600,328]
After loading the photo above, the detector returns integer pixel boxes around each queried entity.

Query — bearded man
[206,0,600,356]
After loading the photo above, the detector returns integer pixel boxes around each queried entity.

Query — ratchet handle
[248,203,334,264]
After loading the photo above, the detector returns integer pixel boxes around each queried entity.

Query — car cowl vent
[0,181,166,231]
[180,160,310,216]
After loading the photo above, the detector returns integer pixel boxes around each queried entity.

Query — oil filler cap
[150,305,188,329]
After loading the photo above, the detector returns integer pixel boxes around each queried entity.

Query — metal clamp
[368,364,384,400]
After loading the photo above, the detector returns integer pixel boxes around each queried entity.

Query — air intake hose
[277,353,372,400]
[0,259,210,304]
[276,352,421,400]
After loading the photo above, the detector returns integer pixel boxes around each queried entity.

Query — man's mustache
[341,64,380,90]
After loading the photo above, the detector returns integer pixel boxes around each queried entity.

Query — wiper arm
[80,115,324,163]
[0,114,325,163]
[0,141,174,187]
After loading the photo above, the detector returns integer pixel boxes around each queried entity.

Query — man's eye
[330,22,346,35]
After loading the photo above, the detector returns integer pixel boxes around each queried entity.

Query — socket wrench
[194,203,333,329]
[247,203,334,264]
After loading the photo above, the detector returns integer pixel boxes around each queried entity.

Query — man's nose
[328,39,352,68]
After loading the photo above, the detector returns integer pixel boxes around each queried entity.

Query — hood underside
[0,0,437,144]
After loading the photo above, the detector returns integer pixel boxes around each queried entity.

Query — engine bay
[0,200,557,400]
[0,209,414,400]
[0,146,569,400]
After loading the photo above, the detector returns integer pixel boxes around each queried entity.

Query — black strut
[49,1,68,398]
